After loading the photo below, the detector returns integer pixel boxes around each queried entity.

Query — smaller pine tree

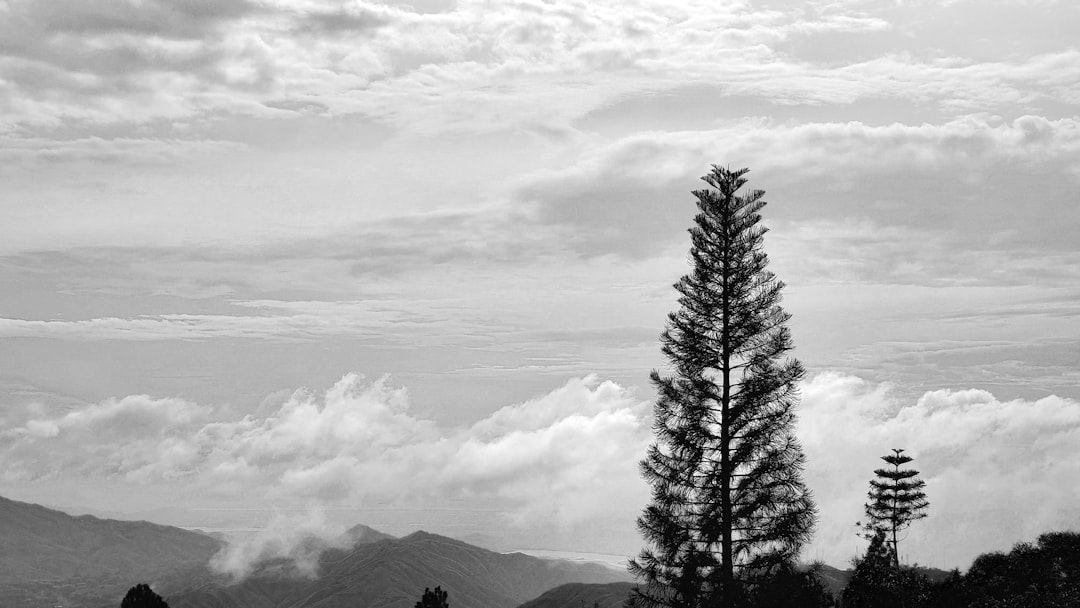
[120,583,169,608]
[415,586,449,608]
[863,448,928,564]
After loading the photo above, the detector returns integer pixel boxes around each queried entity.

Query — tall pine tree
[629,166,816,608]
[863,448,928,565]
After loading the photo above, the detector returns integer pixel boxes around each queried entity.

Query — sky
[1,0,1079,572]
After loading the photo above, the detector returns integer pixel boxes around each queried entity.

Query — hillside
[0,494,222,607]
[514,582,636,608]
[171,531,632,608]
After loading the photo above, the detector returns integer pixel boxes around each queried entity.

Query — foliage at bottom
[120,583,169,608]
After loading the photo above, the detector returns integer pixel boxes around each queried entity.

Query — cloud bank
[4,371,1079,570]
[0,373,651,574]
[3,0,1076,136]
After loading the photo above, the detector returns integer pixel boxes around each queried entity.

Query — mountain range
[0,494,220,607]
[170,530,631,608]
[0,495,631,608]
[4,494,942,608]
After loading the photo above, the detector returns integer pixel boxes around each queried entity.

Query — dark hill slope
[172,531,631,608]
[0,494,221,607]
[515,582,636,608]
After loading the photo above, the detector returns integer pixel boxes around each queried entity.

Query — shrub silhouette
[857,530,1080,608]
[958,531,1080,607]
[744,560,835,608]
[415,585,449,608]
[841,529,932,608]
[120,583,169,608]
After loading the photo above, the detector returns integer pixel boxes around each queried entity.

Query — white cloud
[448,376,649,525]
[0,307,425,342]
[4,0,1072,135]
[0,372,650,539]
[5,370,1078,570]
[209,508,354,580]
[502,114,1080,267]
[0,394,212,481]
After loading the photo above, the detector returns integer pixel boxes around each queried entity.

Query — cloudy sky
[1,0,1079,571]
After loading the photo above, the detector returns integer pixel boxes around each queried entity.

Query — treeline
[646,529,1080,608]
[118,535,1080,608]
[840,530,1080,608]
[118,583,454,608]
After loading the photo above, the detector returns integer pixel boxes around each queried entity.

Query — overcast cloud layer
[2,0,1078,573]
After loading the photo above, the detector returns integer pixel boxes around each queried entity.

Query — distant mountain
[171,531,632,608]
[515,582,635,608]
[0,494,221,607]
[341,522,395,546]
[812,563,852,599]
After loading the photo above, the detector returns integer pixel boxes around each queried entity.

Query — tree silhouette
[415,585,449,608]
[842,529,902,608]
[120,583,169,608]
[959,531,1080,607]
[744,560,835,608]
[629,166,816,608]
[863,449,928,565]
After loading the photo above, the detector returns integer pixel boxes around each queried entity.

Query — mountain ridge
[514,582,636,608]
[171,529,632,608]
[0,494,222,607]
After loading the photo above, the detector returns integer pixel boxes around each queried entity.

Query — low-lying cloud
[209,508,354,580]
[3,371,1078,572]
[0,373,651,576]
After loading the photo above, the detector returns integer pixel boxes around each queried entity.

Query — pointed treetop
[881,448,913,467]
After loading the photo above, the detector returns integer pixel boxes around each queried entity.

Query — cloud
[13,0,255,39]
[0,393,212,481]
[4,370,1080,569]
[771,216,1080,287]
[2,2,1076,273]
[448,376,649,525]
[507,114,1080,262]
[292,4,390,36]
[0,136,246,173]
[0,293,526,342]
[831,337,1080,400]
[6,114,1076,305]
[3,0,1073,135]
[0,313,388,342]
[209,508,355,580]
[0,372,650,545]
[0,0,387,129]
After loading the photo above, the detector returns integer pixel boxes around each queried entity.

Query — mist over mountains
[0,495,630,608]
[172,530,630,608]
